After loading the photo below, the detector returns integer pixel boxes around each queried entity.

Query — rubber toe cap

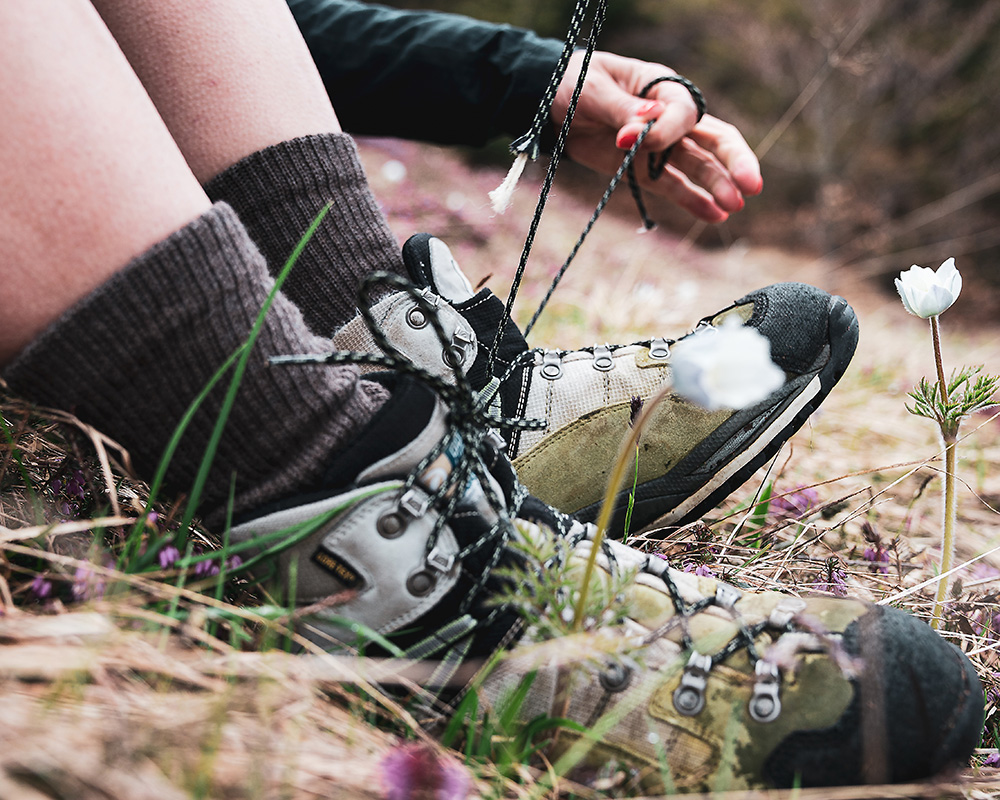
[735,282,857,377]
[764,604,984,787]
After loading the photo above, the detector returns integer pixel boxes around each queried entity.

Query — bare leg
[0,0,209,363]
[0,1,384,522]
[90,0,406,336]
[89,0,342,183]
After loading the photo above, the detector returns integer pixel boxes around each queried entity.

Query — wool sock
[2,202,387,527]
[204,133,406,338]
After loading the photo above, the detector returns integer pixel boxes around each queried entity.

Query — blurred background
[376,0,1000,322]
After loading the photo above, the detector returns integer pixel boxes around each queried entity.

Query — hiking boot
[230,373,529,673]
[482,519,984,791]
[228,372,982,792]
[333,234,859,534]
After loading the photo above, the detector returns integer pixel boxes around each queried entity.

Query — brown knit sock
[2,202,387,527]
[204,133,406,338]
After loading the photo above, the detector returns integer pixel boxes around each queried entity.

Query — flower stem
[622,446,639,545]
[572,383,672,632]
[930,315,950,406]
[931,435,958,630]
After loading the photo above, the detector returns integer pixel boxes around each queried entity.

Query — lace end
[489,152,529,214]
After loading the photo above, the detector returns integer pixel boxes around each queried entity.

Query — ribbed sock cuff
[204,133,405,337]
[2,202,385,525]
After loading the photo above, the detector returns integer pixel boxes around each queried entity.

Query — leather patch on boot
[311,548,364,590]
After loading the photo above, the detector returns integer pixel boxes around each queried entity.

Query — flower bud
[670,318,785,411]
[894,257,961,318]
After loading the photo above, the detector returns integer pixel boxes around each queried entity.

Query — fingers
[612,74,763,210]
[618,115,762,219]
[623,81,698,151]
[686,115,763,197]
[556,50,764,222]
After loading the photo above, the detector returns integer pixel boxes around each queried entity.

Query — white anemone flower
[671,317,785,411]
[894,257,962,318]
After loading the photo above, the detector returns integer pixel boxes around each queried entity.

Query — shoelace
[522,515,808,724]
[494,0,707,344]
[274,273,545,686]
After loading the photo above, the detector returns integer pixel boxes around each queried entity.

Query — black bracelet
[639,75,707,123]
[630,75,707,183]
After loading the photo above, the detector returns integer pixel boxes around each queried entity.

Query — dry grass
[1,139,999,797]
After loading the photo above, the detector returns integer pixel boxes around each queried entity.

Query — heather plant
[895,258,1000,627]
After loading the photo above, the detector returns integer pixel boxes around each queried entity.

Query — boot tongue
[322,373,506,532]
[320,373,439,488]
[401,233,475,304]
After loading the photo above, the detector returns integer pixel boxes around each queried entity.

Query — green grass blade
[175,203,333,545]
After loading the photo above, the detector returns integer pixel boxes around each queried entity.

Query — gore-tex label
[311,548,363,589]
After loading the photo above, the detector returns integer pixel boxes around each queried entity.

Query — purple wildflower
[30,574,53,599]
[71,564,106,601]
[226,555,243,571]
[862,546,891,575]
[66,471,86,500]
[771,485,819,519]
[860,521,891,574]
[682,562,715,578]
[817,560,848,597]
[193,558,220,579]
[986,676,1000,706]
[157,545,181,570]
[628,396,644,429]
[145,511,160,526]
[983,752,1000,768]
[381,741,471,800]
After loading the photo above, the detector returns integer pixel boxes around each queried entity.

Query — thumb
[613,99,664,150]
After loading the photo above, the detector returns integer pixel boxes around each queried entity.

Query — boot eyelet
[768,598,806,630]
[443,345,465,368]
[748,661,782,723]
[406,570,436,597]
[406,307,428,329]
[376,511,406,539]
[673,685,704,716]
[592,345,614,372]
[648,338,671,360]
[599,661,632,693]
[714,583,742,610]
[539,350,563,380]
[673,652,712,716]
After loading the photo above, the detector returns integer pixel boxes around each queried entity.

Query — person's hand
[552,50,762,223]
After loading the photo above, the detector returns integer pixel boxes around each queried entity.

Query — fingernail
[636,100,663,117]
[616,130,639,149]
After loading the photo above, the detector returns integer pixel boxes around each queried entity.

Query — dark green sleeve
[287,0,563,146]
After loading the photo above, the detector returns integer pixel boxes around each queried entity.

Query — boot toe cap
[764,604,984,787]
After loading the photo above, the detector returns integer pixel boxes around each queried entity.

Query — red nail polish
[617,130,638,149]
[636,100,662,117]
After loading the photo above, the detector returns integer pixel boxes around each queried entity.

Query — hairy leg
[0,0,209,364]
[89,0,341,183]
[90,0,406,336]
